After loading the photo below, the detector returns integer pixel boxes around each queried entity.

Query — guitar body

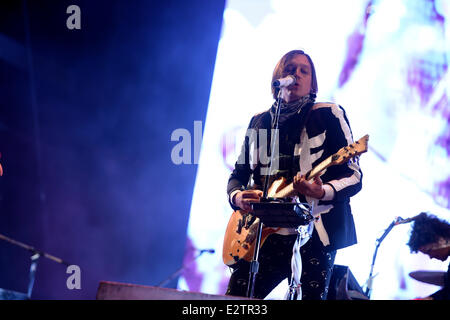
[222,177,288,266]
[222,209,279,266]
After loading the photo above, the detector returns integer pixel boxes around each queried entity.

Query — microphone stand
[156,249,214,288]
[364,217,403,299]
[246,88,283,299]
[0,233,70,300]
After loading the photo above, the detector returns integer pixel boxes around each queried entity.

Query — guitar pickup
[236,218,243,234]
[244,215,256,229]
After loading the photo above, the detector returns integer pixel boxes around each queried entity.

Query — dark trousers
[225,230,336,300]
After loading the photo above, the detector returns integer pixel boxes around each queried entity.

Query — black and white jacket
[227,101,362,251]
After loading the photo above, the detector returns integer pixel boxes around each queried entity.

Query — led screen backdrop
[178,0,449,299]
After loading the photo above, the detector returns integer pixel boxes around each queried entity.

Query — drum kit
[409,270,446,287]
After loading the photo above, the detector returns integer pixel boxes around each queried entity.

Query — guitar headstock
[331,134,369,165]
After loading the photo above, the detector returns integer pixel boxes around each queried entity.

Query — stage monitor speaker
[96,281,253,300]
[328,264,368,300]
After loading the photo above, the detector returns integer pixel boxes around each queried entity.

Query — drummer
[407,212,450,300]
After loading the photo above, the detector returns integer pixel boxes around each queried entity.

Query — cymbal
[409,270,446,287]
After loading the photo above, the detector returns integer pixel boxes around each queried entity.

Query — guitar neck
[272,155,333,198]
[305,155,333,180]
[271,134,368,199]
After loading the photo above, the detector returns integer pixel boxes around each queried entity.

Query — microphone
[272,75,295,88]
[199,248,215,254]
[394,214,421,225]
[156,248,215,287]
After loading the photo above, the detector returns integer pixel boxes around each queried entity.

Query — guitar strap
[286,103,315,300]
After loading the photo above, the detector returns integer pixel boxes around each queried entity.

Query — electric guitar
[222,134,369,266]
